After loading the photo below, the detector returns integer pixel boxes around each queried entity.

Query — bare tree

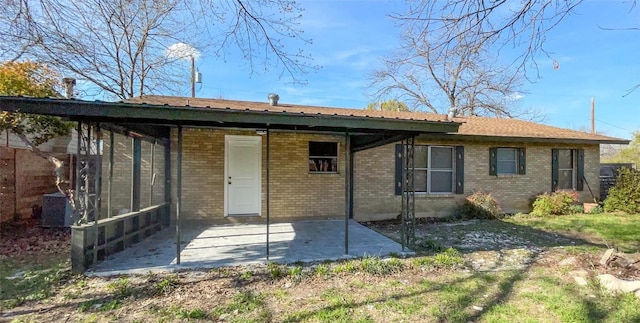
[394,1,583,77]
[368,1,574,119]
[0,0,315,100]
[370,11,541,120]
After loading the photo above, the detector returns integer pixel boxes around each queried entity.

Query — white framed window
[410,145,454,194]
[309,141,338,173]
[557,149,575,190]
[496,148,518,175]
[490,147,525,176]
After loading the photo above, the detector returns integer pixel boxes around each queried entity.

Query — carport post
[349,150,354,219]
[176,125,183,265]
[344,133,351,255]
[92,124,102,270]
[266,129,270,260]
[107,130,114,218]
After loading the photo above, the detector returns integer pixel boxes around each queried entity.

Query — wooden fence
[1,146,71,223]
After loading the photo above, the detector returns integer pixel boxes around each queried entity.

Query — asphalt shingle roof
[126,95,628,144]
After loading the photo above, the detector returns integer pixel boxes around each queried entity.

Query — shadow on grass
[344,218,640,322]
[281,252,639,323]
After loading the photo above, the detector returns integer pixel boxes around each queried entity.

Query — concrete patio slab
[87,220,408,276]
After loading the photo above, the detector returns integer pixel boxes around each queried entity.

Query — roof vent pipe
[268,93,279,106]
[62,77,76,99]
[447,106,458,120]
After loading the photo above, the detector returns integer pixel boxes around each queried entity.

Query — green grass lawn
[505,213,640,252]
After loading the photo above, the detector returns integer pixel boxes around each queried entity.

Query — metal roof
[0,96,460,135]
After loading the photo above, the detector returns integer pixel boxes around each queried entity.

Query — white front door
[225,135,261,216]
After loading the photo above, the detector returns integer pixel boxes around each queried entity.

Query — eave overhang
[0,96,460,135]
[418,133,630,145]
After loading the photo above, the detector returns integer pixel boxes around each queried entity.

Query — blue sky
[193,0,639,140]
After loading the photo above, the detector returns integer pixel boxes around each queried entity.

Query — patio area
[87,219,407,276]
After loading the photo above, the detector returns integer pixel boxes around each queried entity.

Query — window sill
[413,193,457,198]
[496,174,520,178]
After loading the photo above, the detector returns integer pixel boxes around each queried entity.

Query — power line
[595,119,633,132]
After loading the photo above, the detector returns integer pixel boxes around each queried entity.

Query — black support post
[344,133,351,255]
[266,129,270,260]
[400,136,416,251]
[107,130,114,218]
[164,137,171,227]
[349,150,354,219]
[176,126,183,265]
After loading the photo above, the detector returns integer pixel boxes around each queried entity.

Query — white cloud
[165,43,200,60]
[506,92,525,100]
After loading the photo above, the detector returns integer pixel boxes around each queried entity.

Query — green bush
[567,204,585,214]
[604,168,640,213]
[588,204,604,214]
[455,190,502,219]
[530,191,578,216]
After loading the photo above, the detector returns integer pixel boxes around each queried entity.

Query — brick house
[119,95,628,222]
[1,95,630,271]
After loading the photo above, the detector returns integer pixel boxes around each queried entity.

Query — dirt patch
[0,218,70,265]
[364,219,604,273]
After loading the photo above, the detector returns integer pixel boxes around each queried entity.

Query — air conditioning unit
[41,192,73,227]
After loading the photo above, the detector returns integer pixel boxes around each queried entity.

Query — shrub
[588,204,604,214]
[567,204,585,214]
[531,191,578,216]
[604,168,640,213]
[456,190,502,219]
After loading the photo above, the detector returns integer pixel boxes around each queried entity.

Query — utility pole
[591,97,595,134]
[190,56,195,98]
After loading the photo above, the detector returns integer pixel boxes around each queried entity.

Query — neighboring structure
[599,163,636,201]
